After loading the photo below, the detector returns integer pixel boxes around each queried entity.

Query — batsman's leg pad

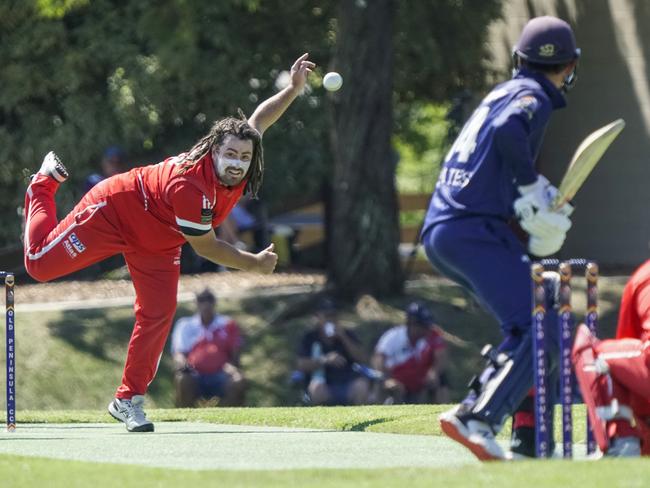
[469,333,535,429]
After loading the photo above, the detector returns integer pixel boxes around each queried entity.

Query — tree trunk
[327,0,402,299]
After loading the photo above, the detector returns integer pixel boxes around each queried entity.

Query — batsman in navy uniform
[421,16,580,460]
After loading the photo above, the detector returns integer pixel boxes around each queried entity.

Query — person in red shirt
[371,302,448,404]
[172,288,245,407]
[572,259,650,457]
[23,53,315,432]
[614,259,650,342]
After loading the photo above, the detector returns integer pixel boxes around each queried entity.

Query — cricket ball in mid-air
[323,72,343,91]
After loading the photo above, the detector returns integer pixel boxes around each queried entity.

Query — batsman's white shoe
[439,405,505,461]
[38,151,69,183]
[605,436,641,457]
[108,395,154,432]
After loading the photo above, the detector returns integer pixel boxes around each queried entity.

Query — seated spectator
[217,196,270,251]
[84,146,128,192]
[237,194,270,252]
[188,196,269,273]
[217,205,256,251]
[371,302,448,404]
[296,299,370,405]
[171,289,246,407]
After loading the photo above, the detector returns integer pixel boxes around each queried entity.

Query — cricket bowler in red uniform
[23,54,315,432]
[572,259,650,456]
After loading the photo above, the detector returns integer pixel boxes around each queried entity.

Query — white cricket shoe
[38,151,69,183]
[439,405,505,461]
[108,395,154,432]
[606,436,641,457]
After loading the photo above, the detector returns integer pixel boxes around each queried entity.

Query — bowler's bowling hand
[290,53,315,91]
[252,243,278,274]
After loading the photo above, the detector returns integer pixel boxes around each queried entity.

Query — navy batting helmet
[514,16,580,65]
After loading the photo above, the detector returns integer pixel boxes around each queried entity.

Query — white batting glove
[519,209,572,238]
[555,201,574,217]
[514,176,572,238]
[528,233,567,257]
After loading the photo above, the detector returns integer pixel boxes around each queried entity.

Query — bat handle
[550,195,563,212]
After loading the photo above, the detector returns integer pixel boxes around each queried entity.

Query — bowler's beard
[218,168,244,186]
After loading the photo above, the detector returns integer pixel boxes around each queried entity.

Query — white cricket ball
[323,72,343,91]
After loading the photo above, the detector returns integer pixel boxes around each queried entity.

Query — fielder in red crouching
[371,302,448,404]
[572,259,650,457]
[23,54,315,432]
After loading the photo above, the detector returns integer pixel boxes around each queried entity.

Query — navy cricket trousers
[422,216,532,337]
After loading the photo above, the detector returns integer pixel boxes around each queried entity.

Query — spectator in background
[216,195,270,252]
[189,195,270,272]
[84,146,128,192]
[171,288,246,407]
[186,203,260,273]
[296,299,369,405]
[371,302,448,404]
[217,203,257,251]
[239,194,270,252]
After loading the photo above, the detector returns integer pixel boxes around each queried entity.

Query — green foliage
[36,0,89,19]
[0,0,502,246]
[0,1,335,244]
[394,103,451,194]
[394,0,504,105]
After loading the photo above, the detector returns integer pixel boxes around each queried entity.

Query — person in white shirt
[171,288,246,407]
[371,302,448,404]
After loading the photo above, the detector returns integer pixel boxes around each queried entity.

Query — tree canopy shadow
[47,308,135,363]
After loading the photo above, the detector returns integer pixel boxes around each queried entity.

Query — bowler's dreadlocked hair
[181,111,264,197]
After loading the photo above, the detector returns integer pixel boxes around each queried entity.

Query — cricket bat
[552,118,625,210]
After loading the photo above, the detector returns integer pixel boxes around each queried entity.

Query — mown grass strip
[17,404,589,439]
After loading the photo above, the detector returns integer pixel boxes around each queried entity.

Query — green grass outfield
[2,405,649,487]
[3,455,648,488]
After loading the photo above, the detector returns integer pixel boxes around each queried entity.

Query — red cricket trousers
[594,338,650,451]
[24,174,182,399]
